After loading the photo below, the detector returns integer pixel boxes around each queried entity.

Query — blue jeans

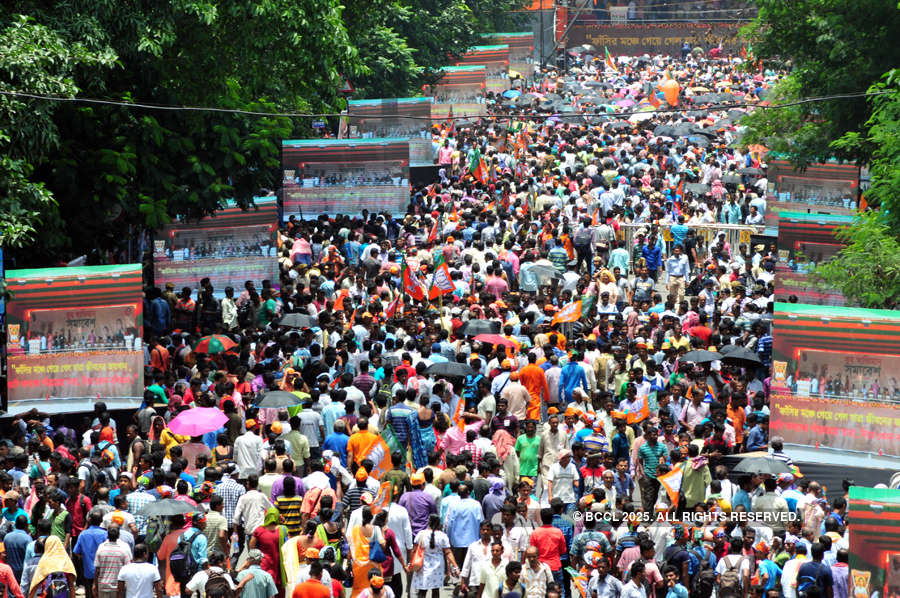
[553,568,568,598]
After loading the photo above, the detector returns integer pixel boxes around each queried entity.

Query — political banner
[848,486,900,598]
[453,45,510,93]
[154,199,279,297]
[5,264,144,415]
[481,32,534,78]
[562,22,744,56]
[282,138,410,217]
[774,211,852,305]
[346,97,433,139]
[428,66,487,119]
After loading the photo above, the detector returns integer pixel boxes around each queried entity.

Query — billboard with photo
[848,486,900,598]
[345,97,433,139]
[764,160,860,232]
[5,264,144,415]
[428,65,487,119]
[282,138,410,217]
[153,198,279,298]
[770,302,900,455]
[774,211,851,305]
[480,32,534,78]
[453,45,510,93]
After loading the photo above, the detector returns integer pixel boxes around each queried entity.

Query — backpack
[575,227,592,247]
[376,381,394,405]
[797,562,824,597]
[80,459,101,491]
[41,572,69,598]
[463,374,483,405]
[169,530,202,583]
[205,571,235,598]
[718,556,744,598]
[690,548,716,598]
[145,515,164,554]
[237,302,253,328]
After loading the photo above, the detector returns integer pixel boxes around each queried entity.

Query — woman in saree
[250,507,288,594]
[348,506,386,598]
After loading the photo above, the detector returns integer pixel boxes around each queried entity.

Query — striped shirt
[274,496,304,535]
[93,540,132,590]
[637,442,668,481]
[386,404,415,444]
[213,476,246,528]
[548,247,569,273]
[342,485,369,514]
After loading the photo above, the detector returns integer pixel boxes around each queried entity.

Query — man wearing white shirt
[233,420,265,480]
[460,522,495,596]
[387,501,414,597]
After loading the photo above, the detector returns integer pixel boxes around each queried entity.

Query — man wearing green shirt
[256,288,278,327]
[637,426,668,514]
[515,420,541,479]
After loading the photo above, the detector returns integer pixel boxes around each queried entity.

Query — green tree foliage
[0,16,115,249]
[744,0,900,165]
[465,0,532,34]
[813,212,900,309]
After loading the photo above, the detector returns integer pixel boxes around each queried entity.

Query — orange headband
[370,576,385,589]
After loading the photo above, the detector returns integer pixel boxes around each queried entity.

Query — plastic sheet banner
[480,32,534,78]
[453,45,510,93]
[770,394,900,456]
[4,264,144,415]
[774,211,851,305]
[153,198,279,298]
[282,138,410,217]
[428,66,487,119]
[563,22,744,55]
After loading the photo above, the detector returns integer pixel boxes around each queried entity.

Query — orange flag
[334,289,349,311]
[551,300,582,325]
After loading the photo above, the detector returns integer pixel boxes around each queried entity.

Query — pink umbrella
[615,99,636,107]
[167,407,228,436]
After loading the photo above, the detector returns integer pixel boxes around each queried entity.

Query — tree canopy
[0,0,530,265]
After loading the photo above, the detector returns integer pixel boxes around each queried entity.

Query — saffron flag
[384,294,401,318]
[567,567,589,598]
[658,464,683,506]
[473,157,488,183]
[358,435,394,479]
[427,217,439,244]
[604,46,617,72]
[551,300,582,325]
[625,394,651,424]
[428,256,455,300]
[401,258,426,301]
[648,92,661,109]
[334,289,349,311]
[371,481,392,515]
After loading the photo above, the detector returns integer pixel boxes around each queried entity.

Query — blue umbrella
[502,89,522,99]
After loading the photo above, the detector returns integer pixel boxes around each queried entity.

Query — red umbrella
[193,334,236,354]
[473,334,520,350]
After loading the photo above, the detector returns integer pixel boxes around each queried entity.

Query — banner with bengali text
[563,22,743,56]
[770,393,900,456]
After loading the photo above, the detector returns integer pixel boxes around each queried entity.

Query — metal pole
[539,0,545,70]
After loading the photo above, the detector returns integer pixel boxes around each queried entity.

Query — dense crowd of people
[0,52,857,598]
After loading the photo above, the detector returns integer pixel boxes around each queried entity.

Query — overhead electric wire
[0,88,891,123]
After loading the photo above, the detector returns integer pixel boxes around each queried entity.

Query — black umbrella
[718,344,740,355]
[680,350,721,364]
[687,135,711,148]
[458,319,501,337]
[671,123,694,137]
[721,174,742,186]
[425,361,474,378]
[739,167,765,176]
[583,80,605,88]
[254,390,304,408]
[138,499,197,517]
[279,313,317,329]
[607,121,631,131]
[721,347,763,367]
[684,183,711,195]
[653,124,676,137]
[732,456,791,476]
[524,264,564,284]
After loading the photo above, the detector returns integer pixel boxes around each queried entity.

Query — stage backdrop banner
[480,32,534,77]
[154,198,279,297]
[563,22,743,55]
[282,138,410,217]
[764,160,860,232]
[4,264,144,415]
[453,45,510,93]
[770,394,900,456]
[428,65,487,119]
[774,211,852,305]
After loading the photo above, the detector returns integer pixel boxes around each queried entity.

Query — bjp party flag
[551,300,582,325]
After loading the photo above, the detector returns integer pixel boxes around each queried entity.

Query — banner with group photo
[848,486,900,598]
[282,138,410,217]
[770,394,900,456]
[480,32,534,78]
[428,65,487,119]
[345,97,433,139]
[153,198,279,298]
[453,45,510,93]
[4,264,144,415]
[774,211,851,305]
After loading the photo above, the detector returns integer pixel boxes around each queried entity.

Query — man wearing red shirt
[529,508,567,596]
[688,312,713,347]
[292,561,331,598]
